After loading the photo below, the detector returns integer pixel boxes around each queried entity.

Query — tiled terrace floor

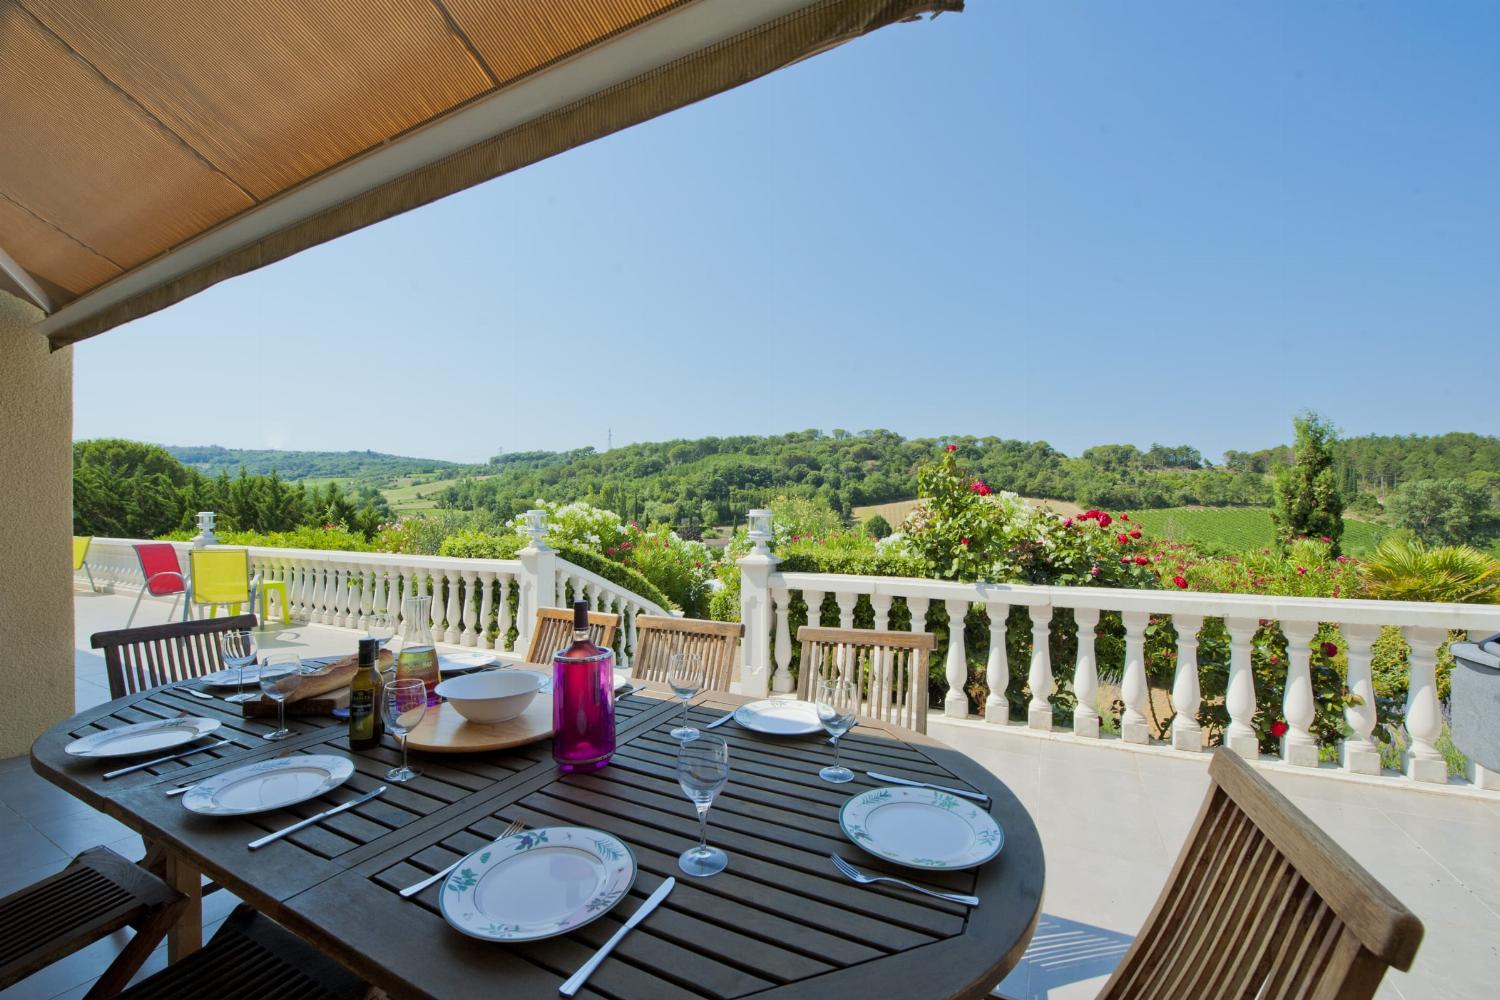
[0,590,1494,998]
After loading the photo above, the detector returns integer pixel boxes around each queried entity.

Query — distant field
[853,496,1084,528]
[1125,507,1388,556]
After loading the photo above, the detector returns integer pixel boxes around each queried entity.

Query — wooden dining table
[31,668,1044,999]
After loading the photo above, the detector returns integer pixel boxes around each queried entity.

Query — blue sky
[73,1,1499,464]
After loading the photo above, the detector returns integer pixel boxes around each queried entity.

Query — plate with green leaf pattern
[439,826,636,943]
[839,786,1003,870]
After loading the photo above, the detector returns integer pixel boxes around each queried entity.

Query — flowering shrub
[1154,536,1361,599]
[894,446,1156,587]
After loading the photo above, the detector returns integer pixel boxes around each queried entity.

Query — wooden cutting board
[404,694,554,753]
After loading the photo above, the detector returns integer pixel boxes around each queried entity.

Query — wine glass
[258,653,306,741]
[383,678,427,782]
[676,734,730,877]
[367,612,395,652]
[815,677,859,783]
[221,629,258,704]
[667,652,706,742]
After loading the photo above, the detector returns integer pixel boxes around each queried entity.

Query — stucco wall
[0,292,74,757]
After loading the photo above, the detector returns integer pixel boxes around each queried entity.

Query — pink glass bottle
[552,600,616,772]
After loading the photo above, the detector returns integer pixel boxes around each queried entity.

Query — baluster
[1403,626,1448,783]
[427,574,444,636]
[1170,614,1203,751]
[357,566,374,630]
[614,599,631,673]
[1027,606,1053,731]
[835,592,857,630]
[586,582,601,612]
[496,574,514,652]
[310,563,328,624]
[476,572,496,650]
[444,571,464,644]
[1341,623,1382,774]
[1119,610,1150,744]
[772,588,794,693]
[624,605,638,672]
[287,562,304,619]
[371,569,386,627]
[802,590,826,629]
[555,574,567,608]
[1225,617,1260,756]
[1073,608,1101,738]
[460,570,480,646]
[1280,621,1320,766]
[337,564,355,628]
[943,599,969,718]
[983,602,1009,724]
[399,570,416,629]
[870,594,892,632]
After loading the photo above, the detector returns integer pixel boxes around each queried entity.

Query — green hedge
[437,531,675,612]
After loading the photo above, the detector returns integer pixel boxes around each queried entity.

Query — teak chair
[631,615,745,692]
[91,613,258,699]
[0,846,184,999]
[1099,748,1423,999]
[796,626,937,734]
[523,606,620,664]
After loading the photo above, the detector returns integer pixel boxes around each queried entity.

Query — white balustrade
[1224,617,1260,756]
[771,587,794,693]
[1403,626,1449,783]
[1170,614,1202,751]
[1073,607,1101,738]
[1119,610,1149,744]
[1027,606,1054,731]
[943,600,968,718]
[1280,621,1320,767]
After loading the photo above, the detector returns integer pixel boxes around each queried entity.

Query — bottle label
[350,689,375,739]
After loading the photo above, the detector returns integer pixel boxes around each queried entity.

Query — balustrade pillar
[1120,610,1150,744]
[871,594,892,632]
[736,519,778,698]
[623,606,637,673]
[477,572,496,650]
[1170,615,1203,751]
[1225,617,1260,757]
[771,588,794,693]
[1280,622,1320,767]
[399,570,416,629]
[460,570,480,646]
[441,571,461,644]
[370,570,386,628]
[357,567,374,630]
[427,574,443,636]
[835,592,857,630]
[984,604,1009,724]
[1027,606,1054,731]
[943,600,969,718]
[1403,626,1448,783]
[310,564,328,624]
[495,575,513,653]
[1073,608,1101,738]
[802,590,825,629]
[1341,623,1383,774]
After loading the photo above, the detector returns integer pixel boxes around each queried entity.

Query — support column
[1072,608,1101,738]
[1170,615,1203,751]
[1341,623,1383,775]
[1280,622,1320,767]
[1027,606,1054,731]
[1225,617,1260,757]
[1119,611,1150,744]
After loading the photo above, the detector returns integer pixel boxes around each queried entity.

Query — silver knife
[102,739,234,779]
[248,785,386,850]
[703,710,735,730]
[866,771,990,802]
[559,877,675,996]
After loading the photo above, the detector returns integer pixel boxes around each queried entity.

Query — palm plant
[1362,536,1500,604]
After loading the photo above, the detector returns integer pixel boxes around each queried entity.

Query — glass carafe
[396,595,441,706]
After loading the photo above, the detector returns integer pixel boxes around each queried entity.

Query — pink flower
[1296,566,1306,575]
[1321,641,1338,657]
[945,444,958,452]
[1129,528,1141,539]
[1336,555,1350,564]
[1268,654,1280,665]
[969,481,992,496]
[1097,513,1112,527]
[1135,556,1148,566]
[1120,557,1130,565]
[1117,533,1129,544]
[1320,535,1332,544]
[960,537,969,547]
[1271,720,1288,738]
[1090,565,1101,577]
[1173,575,1188,588]
[1063,517,1074,527]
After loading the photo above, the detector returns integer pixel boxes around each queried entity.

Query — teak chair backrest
[1100,748,1423,999]
[523,607,620,664]
[91,614,259,699]
[796,626,937,734]
[630,616,745,692]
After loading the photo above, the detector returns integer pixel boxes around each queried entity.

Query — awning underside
[0,0,958,349]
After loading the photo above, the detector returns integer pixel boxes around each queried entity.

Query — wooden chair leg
[139,838,168,878]
[164,853,203,962]
[82,895,186,999]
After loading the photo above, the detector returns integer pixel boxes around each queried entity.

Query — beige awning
[0,0,959,349]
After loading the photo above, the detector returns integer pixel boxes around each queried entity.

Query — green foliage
[157,525,376,551]
[1362,536,1500,604]
[166,444,458,481]
[862,513,893,539]
[1271,412,1345,554]
[1385,478,1499,547]
[437,529,678,613]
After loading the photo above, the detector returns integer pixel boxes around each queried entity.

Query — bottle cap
[573,600,588,631]
[358,637,380,662]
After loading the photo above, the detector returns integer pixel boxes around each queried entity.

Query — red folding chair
[127,543,189,627]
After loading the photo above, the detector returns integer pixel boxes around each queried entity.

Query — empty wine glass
[676,733,730,877]
[667,652,706,741]
[259,653,306,741]
[367,612,395,651]
[815,677,859,783]
[222,629,258,704]
[383,678,427,782]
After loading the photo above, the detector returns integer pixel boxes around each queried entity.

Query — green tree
[1385,478,1498,547]
[863,513,893,539]
[1363,536,1500,604]
[1271,412,1345,554]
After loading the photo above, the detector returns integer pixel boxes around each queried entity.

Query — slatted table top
[33,684,1043,1000]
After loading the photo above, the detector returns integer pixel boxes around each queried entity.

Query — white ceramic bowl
[435,670,545,724]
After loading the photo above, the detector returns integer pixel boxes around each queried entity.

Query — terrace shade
[0,0,959,349]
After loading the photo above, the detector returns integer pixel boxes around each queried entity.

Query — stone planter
[1451,638,1500,774]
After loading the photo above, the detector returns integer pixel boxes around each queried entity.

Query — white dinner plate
[840,786,1004,871]
[181,754,355,816]
[732,698,823,736]
[64,717,221,758]
[440,826,636,943]
[440,652,497,674]
[197,664,293,689]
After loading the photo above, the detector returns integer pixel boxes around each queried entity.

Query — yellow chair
[72,536,98,592]
[187,548,261,620]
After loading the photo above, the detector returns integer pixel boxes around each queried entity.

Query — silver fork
[829,854,979,906]
[399,817,525,898]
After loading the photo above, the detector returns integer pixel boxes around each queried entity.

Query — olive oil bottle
[349,637,383,750]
